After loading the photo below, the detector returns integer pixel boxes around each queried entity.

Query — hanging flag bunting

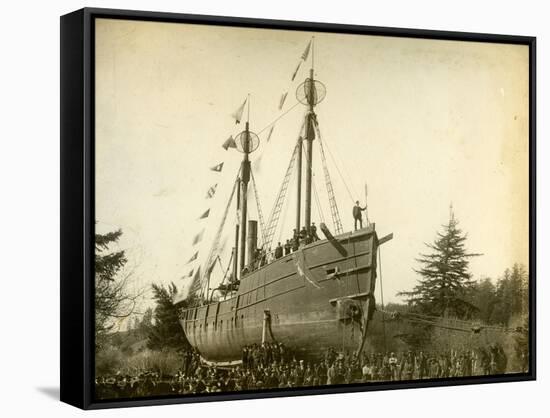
[210,162,224,172]
[186,251,198,264]
[192,229,204,245]
[266,126,275,142]
[206,184,218,199]
[198,209,210,219]
[222,135,237,150]
[291,61,302,81]
[301,40,312,61]
[279,92,288,110]
[231,98,247,124]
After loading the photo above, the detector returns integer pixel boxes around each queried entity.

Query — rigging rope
[378,247,387,352]
[250,169,268,247]
[321,134,357,204]
[301,144,325,225]
[198,172,240,299]
[257,101,302,136]
[312,173,326,224]
[263,121,305,251]
[314,121,343,234]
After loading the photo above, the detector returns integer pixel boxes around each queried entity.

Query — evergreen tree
[95,227,142,350]
[147,282,191,351]
[469,278,497,323]
[490,264,529,325]
[399,209,481,318]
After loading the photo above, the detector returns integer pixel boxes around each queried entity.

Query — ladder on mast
[263,140,300,251]
[250,169,268,248]
[314,120,344,235]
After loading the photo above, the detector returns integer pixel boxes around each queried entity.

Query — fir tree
[399,208,481,318]
[147,282,191,351]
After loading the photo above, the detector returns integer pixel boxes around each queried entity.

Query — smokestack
[247,220,258,266]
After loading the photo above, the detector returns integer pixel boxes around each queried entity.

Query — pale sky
[95,18,529,305]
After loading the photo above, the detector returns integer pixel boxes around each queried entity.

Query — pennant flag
[266,126,275,142]
[192,229,204,245]
[222,135,237,150]
[301,40,311,61]
[291,61,302,81]
[231,98,247,124]
[187,268,194,277]
[199,209,210,219]
[279,92,288,110]
[210,162,224,172]
[186,251,198,264]
[206,184,218,199]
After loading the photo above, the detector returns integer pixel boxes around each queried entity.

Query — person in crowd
[284,239,292,255]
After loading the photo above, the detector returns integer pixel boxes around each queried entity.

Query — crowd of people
[95,342,514,399]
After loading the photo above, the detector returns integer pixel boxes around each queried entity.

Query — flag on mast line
[206,184,218,199]
[301,40,311,61]
[186,251,198,264]
[266,126,275,142]
[279,92,288,110]
[199,208,210,219]
[192,229,204,245]
[231,98,247,124]
[291,61,302,81]
[210,162,224,172]
[222,135,236,150]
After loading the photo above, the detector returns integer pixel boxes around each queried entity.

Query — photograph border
[60,7,536,410]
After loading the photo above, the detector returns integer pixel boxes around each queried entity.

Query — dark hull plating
[178,225,379,363]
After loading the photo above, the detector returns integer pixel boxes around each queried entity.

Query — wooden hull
[177,225,379,363]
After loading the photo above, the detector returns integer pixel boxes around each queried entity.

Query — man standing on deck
[352,201,367,230]
[275,242,284,259]
[284,239,292,255]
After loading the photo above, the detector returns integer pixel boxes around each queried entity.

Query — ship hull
[177,225,379,363]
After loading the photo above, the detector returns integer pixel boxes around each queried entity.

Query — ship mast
[298,38,325,235]
[235,96,260,277]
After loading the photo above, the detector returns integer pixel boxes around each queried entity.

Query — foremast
[297,38,326,237]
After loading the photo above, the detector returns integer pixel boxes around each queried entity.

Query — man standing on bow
[352,201,367,230]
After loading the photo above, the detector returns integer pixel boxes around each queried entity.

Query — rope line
[321,136,356,204]
[257,101,302,136]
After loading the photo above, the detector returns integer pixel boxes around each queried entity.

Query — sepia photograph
[91,16,531,401]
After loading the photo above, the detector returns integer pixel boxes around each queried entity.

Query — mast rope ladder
[301,144,326,225]
[263,127,303,251]
[198,172,240,299]
[250,169,268,248]
[314,121,344,235]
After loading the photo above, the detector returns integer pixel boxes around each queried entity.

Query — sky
[94,18,529,307]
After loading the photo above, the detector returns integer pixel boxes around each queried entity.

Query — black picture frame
[60,7,536,410]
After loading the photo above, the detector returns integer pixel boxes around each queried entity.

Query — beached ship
[175,40,392,364]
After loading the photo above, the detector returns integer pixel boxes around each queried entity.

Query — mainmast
[295,136,302,232]
[239,122,251,273]
[296,38,326,235]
